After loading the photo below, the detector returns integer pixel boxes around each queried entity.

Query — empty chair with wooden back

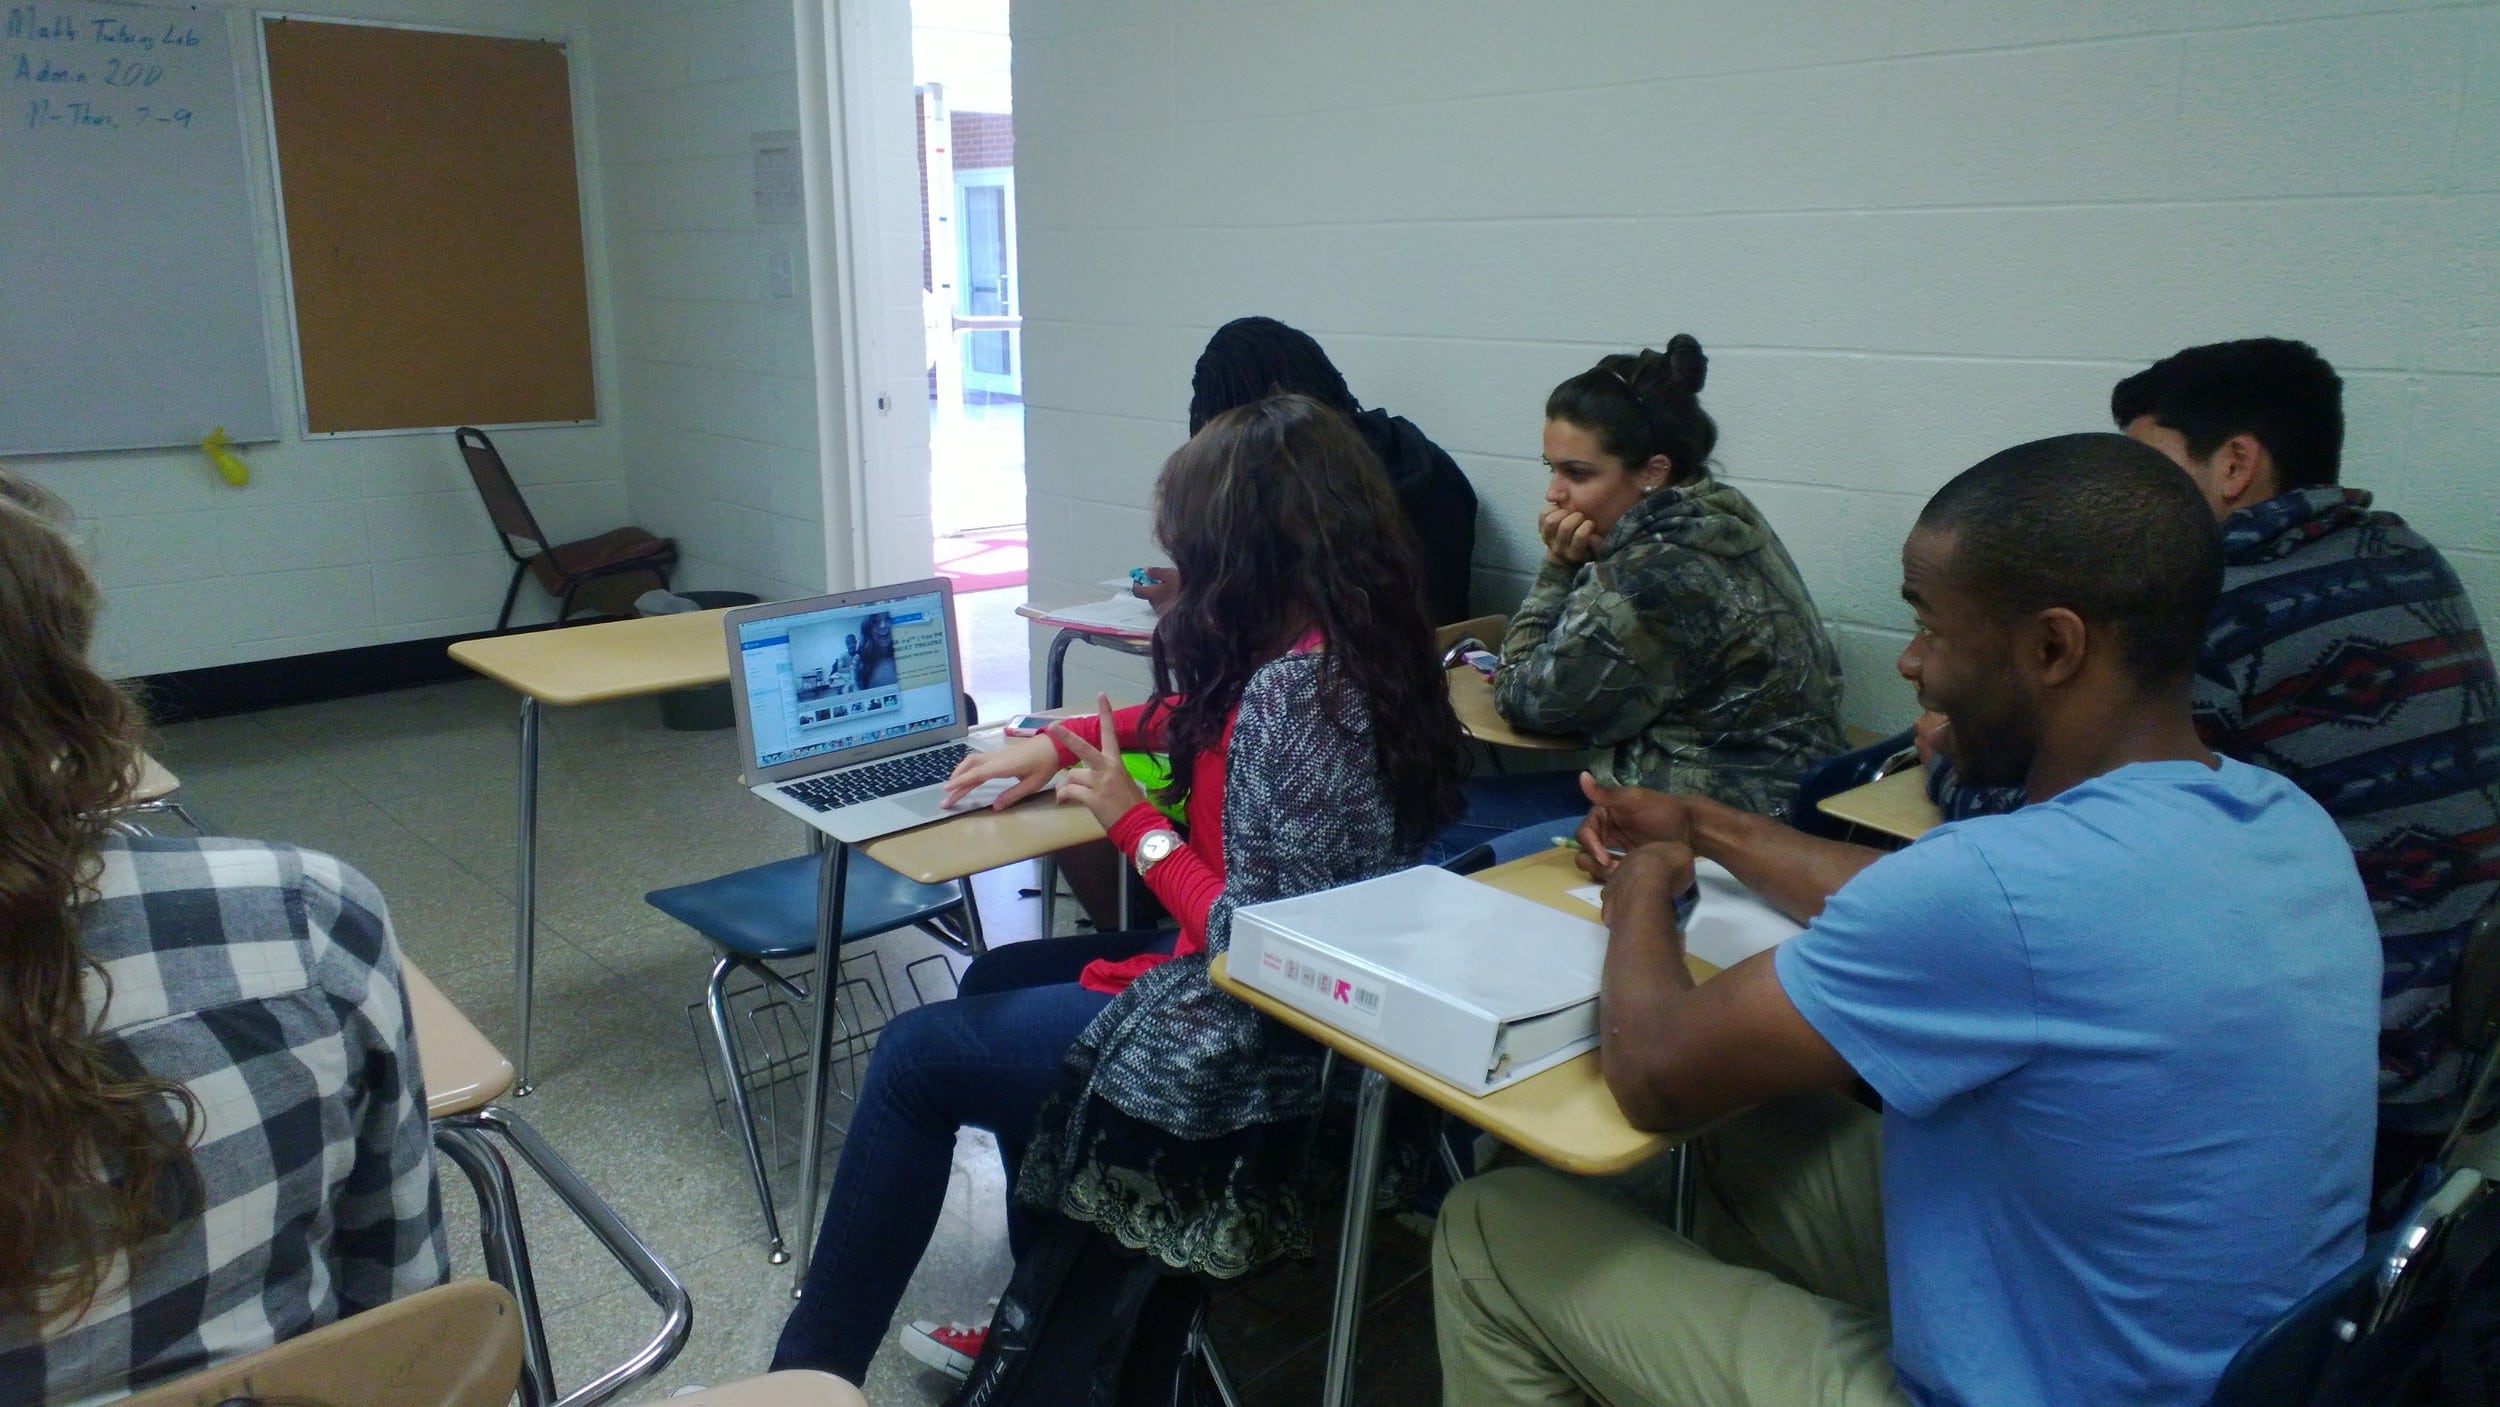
[454,426,678,632]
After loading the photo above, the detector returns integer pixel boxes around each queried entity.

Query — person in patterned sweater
[1924,338,2500,1196]
[770,394,1468,1386]
[0,471,445,1403]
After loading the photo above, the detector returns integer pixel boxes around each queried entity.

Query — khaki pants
[1432,1091,1908,1407]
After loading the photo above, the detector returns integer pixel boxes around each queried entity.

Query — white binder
[1230,865,1612,1094]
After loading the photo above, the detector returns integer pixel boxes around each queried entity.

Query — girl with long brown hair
[0,471,443,1402]
[772,393,1468,1385]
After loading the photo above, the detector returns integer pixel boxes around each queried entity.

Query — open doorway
[911,0,1025,723]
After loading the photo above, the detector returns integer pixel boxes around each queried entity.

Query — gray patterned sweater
[1017,651,1414,1275]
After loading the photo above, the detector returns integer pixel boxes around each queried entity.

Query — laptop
[725,578,1030,843]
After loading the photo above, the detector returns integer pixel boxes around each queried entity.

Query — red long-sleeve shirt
[1047,700,1236,994]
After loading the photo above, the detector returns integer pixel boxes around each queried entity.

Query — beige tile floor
[143,598,1442,1405]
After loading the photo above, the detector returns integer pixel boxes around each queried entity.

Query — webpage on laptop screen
[741,592,957,771]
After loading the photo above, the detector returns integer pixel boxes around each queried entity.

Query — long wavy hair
[0,471,198,1321]
[1148,395,1468,851]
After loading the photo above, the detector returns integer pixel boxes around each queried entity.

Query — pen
[1550,836,1629,859]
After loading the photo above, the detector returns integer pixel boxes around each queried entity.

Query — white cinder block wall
[7,0,628,679]
[590,0,834,607]
[1015,0,2500,732]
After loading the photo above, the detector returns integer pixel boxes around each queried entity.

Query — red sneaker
[901,1319,986,1380]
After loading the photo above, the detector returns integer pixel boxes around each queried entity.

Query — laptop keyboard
[779,742,973,812]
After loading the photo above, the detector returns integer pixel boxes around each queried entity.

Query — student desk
[1210,847,1701,1407]
[1445,665,1580,753]
[1015,599,1155,710]
[448,608,737,1092]
[133,752,181,805]
[105,751,209,834]
[1433,617,1581,755]
[784,791,1109,1294]
[1815,766,1942,844]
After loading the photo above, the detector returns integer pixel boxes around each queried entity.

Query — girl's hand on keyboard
[941,735,1061,811]
[1048,695,1151,830]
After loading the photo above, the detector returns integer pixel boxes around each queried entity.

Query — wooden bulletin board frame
[257,14,599,435]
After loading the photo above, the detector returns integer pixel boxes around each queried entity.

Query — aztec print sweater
[1932,486,2500,1133]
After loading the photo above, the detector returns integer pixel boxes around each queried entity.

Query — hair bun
[1663,333,1707,393]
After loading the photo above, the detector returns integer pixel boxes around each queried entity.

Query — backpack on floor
[946,1214,1219,1407]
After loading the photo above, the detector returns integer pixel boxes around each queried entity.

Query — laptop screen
[735,587,961,772]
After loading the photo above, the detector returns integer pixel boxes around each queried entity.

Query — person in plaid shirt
[0,471,445,1404]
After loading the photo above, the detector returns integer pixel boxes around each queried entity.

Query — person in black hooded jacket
[1141,316,1478,625]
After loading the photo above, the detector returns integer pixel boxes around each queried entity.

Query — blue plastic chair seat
[644,853,964,960]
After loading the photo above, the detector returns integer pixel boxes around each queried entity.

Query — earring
[1640,484,1656,495]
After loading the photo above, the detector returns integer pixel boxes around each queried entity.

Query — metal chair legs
[497,560,530,634]
[433,1105,692,1407]
[434,1125,560,1407]
[705,953,793,1264]
[1190,1306,1245,1407]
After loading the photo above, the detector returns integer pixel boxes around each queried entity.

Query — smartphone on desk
[1003,713,1055,737]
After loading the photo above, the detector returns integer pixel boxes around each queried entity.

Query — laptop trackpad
[907,776,1015,817]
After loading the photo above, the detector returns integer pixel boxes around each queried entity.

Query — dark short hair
[2109,337,2343,491]
[1917,433,2222,686]
[1188,317,1359,433]
[1544,333,1716,485]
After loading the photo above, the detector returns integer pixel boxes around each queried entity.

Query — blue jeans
[1422,770,1591,865]
[770,929,1175,1383]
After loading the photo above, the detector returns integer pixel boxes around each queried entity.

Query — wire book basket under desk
[685,950,961,1233]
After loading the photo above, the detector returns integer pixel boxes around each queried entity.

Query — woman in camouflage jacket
[1438,335,1844,855]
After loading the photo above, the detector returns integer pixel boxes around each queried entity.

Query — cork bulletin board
[260,16,596,433]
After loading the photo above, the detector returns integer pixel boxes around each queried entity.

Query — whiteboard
[0,0,277,456]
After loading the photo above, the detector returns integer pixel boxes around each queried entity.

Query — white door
[953,167,1019,397]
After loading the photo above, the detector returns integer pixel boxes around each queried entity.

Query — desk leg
[792,840,852,1297]
[1043,627,1077,711]
[1669,1142,1698,1237]
[512,695,541,1096]
[1323,1067,1391,1407]
[1034,627,1078,929]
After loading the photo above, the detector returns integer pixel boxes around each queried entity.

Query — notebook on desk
[724,579,1028,844]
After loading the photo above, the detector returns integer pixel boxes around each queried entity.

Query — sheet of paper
[1565,859,1803,969]
[1040,593,1157,634]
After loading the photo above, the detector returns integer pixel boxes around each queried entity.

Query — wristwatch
[1132,828,1183,877]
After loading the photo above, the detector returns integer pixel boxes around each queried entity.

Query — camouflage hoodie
[1493,474,1844,812]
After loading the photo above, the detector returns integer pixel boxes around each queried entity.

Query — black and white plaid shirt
[1,836,448,1405]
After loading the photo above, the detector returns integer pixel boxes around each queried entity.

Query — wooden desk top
[131,752,180,804]
[1211,848,1692,1176]
[447,609,735,706]
[1015,598,1155,643]
[861,792,1106,885]
[1814,767,1940,843]
[403,960,514,1118]
[1447,666,1582,753]
[670,1373,865,1407]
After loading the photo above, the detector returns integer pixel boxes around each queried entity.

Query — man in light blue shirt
[1432,433,2379,1406]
